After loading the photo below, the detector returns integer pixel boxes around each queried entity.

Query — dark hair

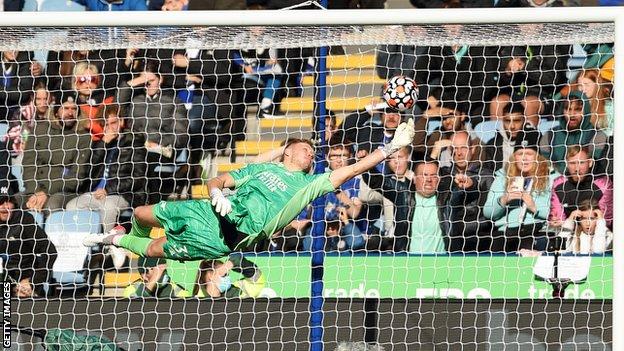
[503,102,525,116]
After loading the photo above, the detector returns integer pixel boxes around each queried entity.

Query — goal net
[2,8,617,351]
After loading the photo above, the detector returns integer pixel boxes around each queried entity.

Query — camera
[546,235,566,252]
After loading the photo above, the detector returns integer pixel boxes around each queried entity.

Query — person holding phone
[483,126,559,252]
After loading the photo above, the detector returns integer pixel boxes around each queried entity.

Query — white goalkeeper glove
[210,188,232,216]
[381,118,415,158]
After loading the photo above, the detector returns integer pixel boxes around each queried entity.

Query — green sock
[118,236,152,257]
[129,216,151,238]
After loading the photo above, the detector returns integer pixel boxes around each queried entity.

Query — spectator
[414,101,469,165]
[302,142,365,252]
[483,127,558,252]
[355,108,402,160]
[159,32,240,178]
[540,91,607,174]
[409,160,446,254]
[117,67,189,203]
[123,257,204,298]
[5,82,54,155]
[47,50,132,94]
[559,198,612,255]
[413,41,499,120]
[549,145,612,228]
[197,254,265,298]
[479,102,526,172]
[438,131,494,252]
[0,182,57,297]
[362,146,415,252]
[232,47,284,118]
[0,51,43,121]
[489,42,571,122]
[72,62,116,141]
[21,91,93,213]
[65,104,147,233]
[72,0,147,11]
[571,69,613,136]
[339,101,380,150]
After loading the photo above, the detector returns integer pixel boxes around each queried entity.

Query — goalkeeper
[84,119,415,261]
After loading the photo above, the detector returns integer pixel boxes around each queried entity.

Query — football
[382,76,418,111]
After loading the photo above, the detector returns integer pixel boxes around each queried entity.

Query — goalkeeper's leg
[84,200,232,260]
[83,204,164,257]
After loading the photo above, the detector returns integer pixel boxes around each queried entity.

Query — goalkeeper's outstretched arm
[329,118,415,189]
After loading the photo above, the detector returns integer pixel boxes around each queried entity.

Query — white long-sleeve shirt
[561,218,613,254]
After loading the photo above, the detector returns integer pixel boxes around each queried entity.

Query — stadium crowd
[0,0,615,297]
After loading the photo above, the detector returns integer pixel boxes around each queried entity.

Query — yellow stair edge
[281,96,374,113]
[104,272,141,287]
[191,184,210,199]
[259,118,313,129]
[235,140,282,155]
[326,55,376,69]
[301,74,385,86]
[217,163,244,173]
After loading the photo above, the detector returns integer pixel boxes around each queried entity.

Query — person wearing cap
[483,127,559,252]
[540,91,608,174]
[0,182,57,297]
[21,91,93,213]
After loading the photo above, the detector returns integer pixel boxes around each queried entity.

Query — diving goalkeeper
[84,119,415,261]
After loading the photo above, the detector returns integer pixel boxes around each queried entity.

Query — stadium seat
[473,120,501,144]
[45,210,102,297]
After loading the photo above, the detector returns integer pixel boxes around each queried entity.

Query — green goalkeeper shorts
[152,200,232,260]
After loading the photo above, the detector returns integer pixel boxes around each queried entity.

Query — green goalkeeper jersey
[226,162,335,249]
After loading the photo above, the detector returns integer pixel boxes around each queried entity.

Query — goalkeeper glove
[381,118,415,158]
[210,188,232,216]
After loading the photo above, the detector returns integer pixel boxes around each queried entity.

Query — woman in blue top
[483,127,559,252]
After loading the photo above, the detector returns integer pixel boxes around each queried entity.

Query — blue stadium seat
[28,210,44,228]
[0,123,8,138]
[427,120,441,135]
[473,120,501,144]
[45,210,101,296]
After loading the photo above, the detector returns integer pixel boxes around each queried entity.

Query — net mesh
[1,17,614,351]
